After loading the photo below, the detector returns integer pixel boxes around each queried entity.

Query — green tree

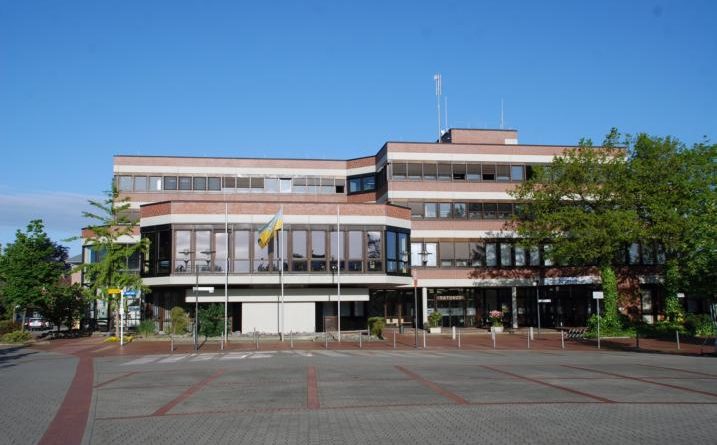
[197,303,223,338]
[626,135,717,318]
[0,220,68,330]
[73,186,149,338]
[37,282,87,333]
[510,130,640,331]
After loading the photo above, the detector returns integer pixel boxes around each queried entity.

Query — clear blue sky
[1,0,715,255]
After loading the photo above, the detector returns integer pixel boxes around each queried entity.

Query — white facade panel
[387,152,555,163]
[388,191,514,200]
[241,302,315,334]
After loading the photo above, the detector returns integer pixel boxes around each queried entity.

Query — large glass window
[362,175,375,191]
[264,178,279,193]
[500,243,513,266]
[367,231,382,271]
[348,231,363,271]
[233,230,250,273]
[496,165,511,181]
[439,242,454,267]
[497,203,513,219]
[348,178,361,193]
[330,230,345,271]
[311,230,326,271]
[193,177,207,191]
[511,165,524,181]
[483,203,497,219]
[628,243,640,265]
[280,178,292,193]
[470,242,484,267]
[157,229,172,274]
[208,177,221,191]
[174,231,191,272]
[118,176,133,192]
[398,232,408,273]
[455,242,470,267]
[514,246,526,266]
[386,231,397,273]
[467,164,481,181]
[178,176,192,191]
[437,163,452,181]
[438,203,451,218]
[424,203,438,218]
[134,176,148,192]
[254,231,270,272]
[423,163,437,180]
[164,176,178,190]
[452,163,466,181]
[468,203,482,219]
[486,243,497,267]
[406,163,422,180]
[214,232,227,272]
[292,230,308,271]
[530,246,541,266]
[195,231,211,271]
[453,203,466,218]
[424,242,437,266]
[392,163,407,179]
[149,176,162,191]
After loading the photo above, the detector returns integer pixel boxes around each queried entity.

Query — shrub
[428,311,442,328]
[0,320,21,336]
[104,335,133,343]
[367,316,385,339]
[198,304,224,338]
[1,330,32,343]
[138,319,156,337]
[584,314,634,338]
[684,314,715,337]
[170,306,189,334]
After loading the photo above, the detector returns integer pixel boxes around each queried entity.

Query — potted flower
[427,310,443,334]
[489,310,504,333]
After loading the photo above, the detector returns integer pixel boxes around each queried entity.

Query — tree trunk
[113,299,121,339]
[20,309,26,332]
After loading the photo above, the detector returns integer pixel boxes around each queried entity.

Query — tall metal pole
[434,73,442,141]
[413,277,418,349]
[536,285,542,338]
[337,206,341,342]
[223,202,229,350]
[280,207,285,341]
[194,263,198,352]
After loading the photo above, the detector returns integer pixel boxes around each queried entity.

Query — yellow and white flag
[257,208,283,248]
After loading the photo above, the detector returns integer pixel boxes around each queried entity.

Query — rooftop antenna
[434,73,442,142]
[500,98,504,129]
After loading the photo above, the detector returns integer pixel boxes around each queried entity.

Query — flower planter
[491,326,504,334]
[428,326,442,334]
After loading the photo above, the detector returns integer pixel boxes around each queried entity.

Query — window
[543,245,554,266]
[280,178,292,193]
[222,177,236,191]
[628,243,640,265]
[496,165,511,181]
[511,165,524,181]
[134,176,148,192]
[514,246,526,266]
[407,202,423,218]
[195,231,211,271]
[486,243,497,267]
[453,203,466,218]
[497,203,513,219]
[386,231,397,273]
[214,232,227,272]
[193,177,207,191]
[208,177,221,191]
[438,203,451,218]
[174,231,191,272]
[118,176,133,192]
[468,203,482,219]
[423,163,437,180]
[437,163,452,181]
[470,242,484,267]
[467,164,481,181]
[330,230,345,271]
[642,242,656,265]
[237,177,251,192]
[305,177,319,194]
[264,178,279,193]
[439,242,454,267]
[348,231,363,272]
[392,163,407,179]
[454,242,470,267]
[311,230,326,271]
[335,178,345,194]
[530,246,540,266]
[254,231,270,272]
[292,230,308,271]
[320,177,334,194]
[483,203,497,219]
[424,242,437,267]
[157,229,172,274]
[348,178,361,193]
[178,176,191,190]
[452,163,466,181]
[482,164,496,181]
[406,163,422,180]
[149,176,162,191]
[367,231,382,271]
[500,243,512,266]
[164,176,178,190]
[362,175,375,191]
[233,230,250,273]
[410,242,423,266]
[424,203,437,218]
[251,177,264,192]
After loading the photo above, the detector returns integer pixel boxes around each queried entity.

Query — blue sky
[1,0,715,255]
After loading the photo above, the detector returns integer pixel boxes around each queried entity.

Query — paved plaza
[1,338,717,444]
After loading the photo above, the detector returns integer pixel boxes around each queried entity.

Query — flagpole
[223,201,228,350]
[337,205,341,342]
[280,205,285,341]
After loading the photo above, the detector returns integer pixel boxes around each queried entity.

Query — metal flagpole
[337,206,341,342]
[280,205,285,341]
[223,202,228,350]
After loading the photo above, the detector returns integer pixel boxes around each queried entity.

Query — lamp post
[412,246,432,347]
[533,280,542,337]
[183,249,214,352]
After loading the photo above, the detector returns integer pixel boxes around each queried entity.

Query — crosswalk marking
[123,355,169,365]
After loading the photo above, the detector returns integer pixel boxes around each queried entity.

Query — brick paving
[2,331,716,444]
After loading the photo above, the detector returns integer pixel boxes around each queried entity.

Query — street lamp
[533,279,542,337]
[412,246,432,348]
[182,249,214,352]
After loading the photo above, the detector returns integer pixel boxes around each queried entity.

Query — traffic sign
[592,291,604,299]
[108,288,121,295]
[538,299,551,303]
[123,289,137,297]
[193,286,215,293]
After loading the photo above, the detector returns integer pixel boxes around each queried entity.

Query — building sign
[436,295,465,301]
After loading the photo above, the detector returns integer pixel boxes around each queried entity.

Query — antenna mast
[434,73,442,142]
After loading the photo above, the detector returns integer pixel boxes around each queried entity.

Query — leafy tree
[510,130,640,331]
[0,220,68,330]
[73,186,149,338]
[626,135,717,318]
[37,282,86,333]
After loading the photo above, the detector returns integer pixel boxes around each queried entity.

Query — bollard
[636,329,640,349]
[290,331,294,349]
[676,330,681,351]
[359,330,363,348]
[529,326,534,341]
[423,329,426,349]
[255,330,259,350]
[457,329,461,349]
[170,334,174,352]
[452,326,456,340]
[527,332,531,349]
[492,330,496,349]
[393,329,396,349]
[561,330,565,349]
[325,331,328,349]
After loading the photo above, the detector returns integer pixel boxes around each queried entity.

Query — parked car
[25,318,49,330]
